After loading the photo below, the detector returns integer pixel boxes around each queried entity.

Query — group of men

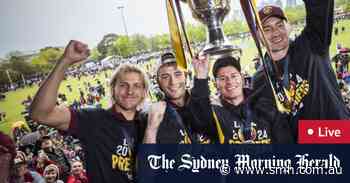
[27,0,349,182]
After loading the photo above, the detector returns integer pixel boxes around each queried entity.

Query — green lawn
[0,71,112,136]
[331,20,350,54]
[1,19,349,136]
[0,86,39,136]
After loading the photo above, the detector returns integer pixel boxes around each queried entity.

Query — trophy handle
[175,0,194,58]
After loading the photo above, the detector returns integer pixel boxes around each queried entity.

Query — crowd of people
[333,43,350,109]
[1,0,350,182]
[3,95,87,182]
[0,129,87,183]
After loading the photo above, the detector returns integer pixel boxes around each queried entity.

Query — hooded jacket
[190,78,294,144]
[252,0,350,140]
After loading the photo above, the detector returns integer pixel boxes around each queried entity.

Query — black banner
[137,145,349,182]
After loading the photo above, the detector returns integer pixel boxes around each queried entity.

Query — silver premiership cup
[185,0,236,56]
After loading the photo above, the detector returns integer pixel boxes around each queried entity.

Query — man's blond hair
[109,64,149,105]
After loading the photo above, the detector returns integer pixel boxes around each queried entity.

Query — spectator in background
[0,131,17,183]
[19,125,48,150]
[96,80,105,97]
[72,144,85,164]
[13,151,45,183]
[334,27,338,36]
[0,111,6,122]
[23,145,34,162]
[39,136,70,182]
[22,95,33,109]
[79,88,84,99]
[71,99,81,110]
[66,84,73,92]
[43,164,64,183]
[34,149,56,176]
[67,160,88,183]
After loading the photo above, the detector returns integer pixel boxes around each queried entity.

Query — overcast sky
[0,0,296,58]
[0,0,176,57]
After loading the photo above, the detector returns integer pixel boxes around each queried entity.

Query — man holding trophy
[252,0,350,141]
[161,0,294,144]
[168,0,349,143]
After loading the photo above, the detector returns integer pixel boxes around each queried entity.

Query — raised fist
[192,54,209,79]
[147,101,167,130]
[61,40,90,66]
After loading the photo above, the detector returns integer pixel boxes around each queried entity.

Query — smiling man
[189,55,293,144]
[143,52,214,144]
[30,40,148,183]
[252,1,350,141]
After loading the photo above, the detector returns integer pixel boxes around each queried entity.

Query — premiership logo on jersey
[179,129,192,144]
[196,133,211,144]
[111,138,134,180]
[280,73,309,115]
[228,121,271,144]
[179,130,212,144]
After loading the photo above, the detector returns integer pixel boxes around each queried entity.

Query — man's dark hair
[212,56,241,78]
[38,135,51,146]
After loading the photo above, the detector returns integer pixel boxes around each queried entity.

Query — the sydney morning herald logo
[146,153,343,176]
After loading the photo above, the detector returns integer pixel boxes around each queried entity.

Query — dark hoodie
[190,78,294,144]
[155,92,217,144]
[252,0,350,141]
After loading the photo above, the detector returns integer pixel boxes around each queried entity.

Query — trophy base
[201,44,239,58]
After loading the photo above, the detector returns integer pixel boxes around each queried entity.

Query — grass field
[0,71,113,136]
[1,19,349,136]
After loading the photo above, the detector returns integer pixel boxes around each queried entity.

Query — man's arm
[303,0,334,53]
[29,40,90,131]
[189,55,217,135]
[143,101,166,144]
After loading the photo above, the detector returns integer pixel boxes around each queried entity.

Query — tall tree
[113,36,136,57]
[185,23,206,44]
[9,57,37,76]
[97,33,118,58]
[149,34,170,52]
[90,47,102,61]
[0,57,38,85]
[31,47,63,72]
[131,34,150,53]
